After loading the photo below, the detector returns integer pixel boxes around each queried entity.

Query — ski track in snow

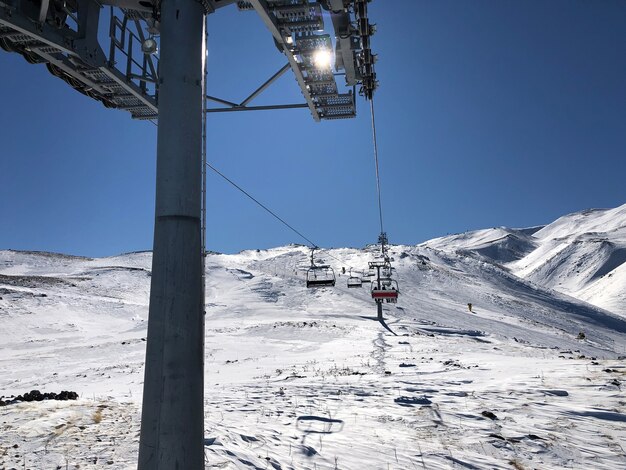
[0,221,625,470]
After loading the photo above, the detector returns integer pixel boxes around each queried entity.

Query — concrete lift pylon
[137,0,206,467]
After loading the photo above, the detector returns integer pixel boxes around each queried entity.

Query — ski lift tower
[1,0,378,468]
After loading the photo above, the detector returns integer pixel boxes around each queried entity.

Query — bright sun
[312,49,332,69]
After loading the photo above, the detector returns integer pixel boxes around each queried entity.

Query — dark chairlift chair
[305,247,335,287]
[306,265,336,287]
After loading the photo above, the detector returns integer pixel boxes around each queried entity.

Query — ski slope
[0,206,625,469]
[424,203,626,317]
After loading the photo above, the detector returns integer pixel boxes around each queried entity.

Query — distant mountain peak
[422,203,626,315]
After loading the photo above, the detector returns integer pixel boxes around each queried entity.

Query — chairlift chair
[371,278,399,303]
[306,265,336,287]
[305,247,336,287]
[347,273,362,288]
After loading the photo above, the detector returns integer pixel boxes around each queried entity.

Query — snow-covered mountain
[423,204,626,316]
[1,206,625,469]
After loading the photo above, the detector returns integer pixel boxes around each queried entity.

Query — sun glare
[312,49,332,69]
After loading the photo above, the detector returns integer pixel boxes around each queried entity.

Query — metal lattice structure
[1,0,377,121]
[233,0,377,120]
[0,0,159,119]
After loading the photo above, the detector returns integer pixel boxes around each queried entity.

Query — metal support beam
[247,0,321,121]
[138,0,205,468]
[239,62,289,106]
[206,94,240,107]
[205,63,303,113]
[0,9,77,56]
[206,103,308,113]
[38,0,50,24]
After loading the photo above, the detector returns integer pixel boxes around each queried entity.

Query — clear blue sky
[1,1,625,257]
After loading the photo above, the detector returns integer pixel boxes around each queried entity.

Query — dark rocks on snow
[481,410,498,420]
[0,389,78,406]
[540,389,569,397]
[394,396,432,406]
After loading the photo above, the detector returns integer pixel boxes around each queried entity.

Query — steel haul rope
[205,161,317,249]
[204,161,364,273]
[370,98,384,238]
[368,96,390,261]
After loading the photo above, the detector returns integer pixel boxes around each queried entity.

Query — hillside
[423,204,626,317]
[1,214,626,469]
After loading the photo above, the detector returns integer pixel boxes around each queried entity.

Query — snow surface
[1,207,625,469]
[423,203,626,317]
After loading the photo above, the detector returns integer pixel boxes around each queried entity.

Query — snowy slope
[423,227,540,264]
[510,205,626,315]
[422,204,626,316]
[1,241,625,470]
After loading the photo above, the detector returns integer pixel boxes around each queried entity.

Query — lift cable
[205,161,318,249]
[367,96,400,313]
[204,161,362,273]
[370,98,384,236]
[369,98,386,254]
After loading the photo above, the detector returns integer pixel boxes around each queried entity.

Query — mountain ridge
[421,203,626,316]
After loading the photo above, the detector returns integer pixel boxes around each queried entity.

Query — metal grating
[0,5,159,120]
